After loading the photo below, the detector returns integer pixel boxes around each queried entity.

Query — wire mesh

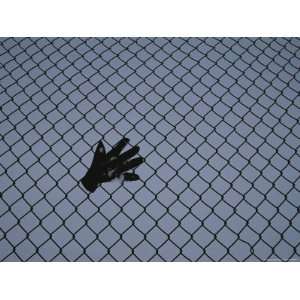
[0,37,300,261]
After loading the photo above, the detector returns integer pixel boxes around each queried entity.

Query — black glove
[81,138,144,192]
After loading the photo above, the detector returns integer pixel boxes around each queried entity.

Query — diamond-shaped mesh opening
[0,38,299,261]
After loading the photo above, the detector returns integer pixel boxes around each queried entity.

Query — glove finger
[96,140,106,156]
[123,173,140,181]
[107,138,129,158]
[104,145,139,170]
[118,145,140,162]
[94,141,106,163]
[116,157,144,174]
[102,155,120,170]
[93,141,108,169]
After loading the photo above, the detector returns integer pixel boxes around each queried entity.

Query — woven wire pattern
[0,37,299,261]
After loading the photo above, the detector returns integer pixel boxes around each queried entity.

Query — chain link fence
[0,37,299,261]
